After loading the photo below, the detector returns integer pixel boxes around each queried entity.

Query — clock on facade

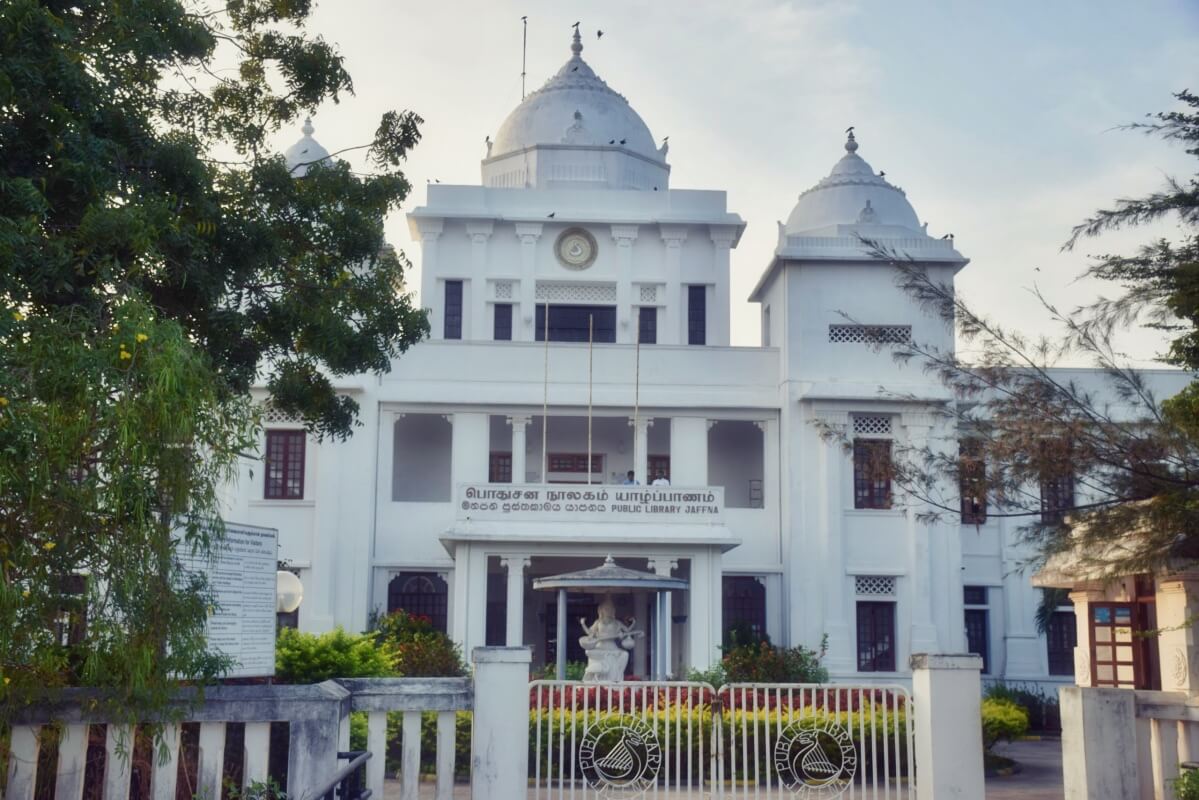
[554,227,598,270]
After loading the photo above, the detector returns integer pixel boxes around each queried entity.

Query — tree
[852,90,1199,577]
[0,0,428,720]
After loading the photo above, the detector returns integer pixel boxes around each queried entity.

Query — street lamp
[276,570,303,614]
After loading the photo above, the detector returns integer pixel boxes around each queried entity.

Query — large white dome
[489,31,662,164]
[785,133,921,235]
[284,118,331,176]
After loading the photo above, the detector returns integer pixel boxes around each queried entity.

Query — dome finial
[845,126,858,153]
[302,117,314,137]
[571,22,583,56]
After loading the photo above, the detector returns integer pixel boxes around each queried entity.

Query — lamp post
[276,569,303,628]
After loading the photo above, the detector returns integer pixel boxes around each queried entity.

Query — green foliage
[980,698,1029,751]
[533,661,587,681]
[984,681,1061,732]
[371,610,466,678]
[721,637,829,685]
[225,779,287,800]
[1175,766,1199,800]
[0,0,427,722]
[274,627,396,684]
[687,662,728,687]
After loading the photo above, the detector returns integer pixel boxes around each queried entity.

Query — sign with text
[178,522,278,678]
[457,484,725,523]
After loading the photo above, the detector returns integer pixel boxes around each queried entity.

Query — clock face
[555,228,598,270]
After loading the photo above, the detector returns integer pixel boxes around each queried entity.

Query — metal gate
[529,681,914,798]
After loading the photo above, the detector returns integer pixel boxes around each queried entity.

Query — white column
[911,654,986,800]
[612,225,639,343]
[448,412,489,485]
[816,410,851,670]
[1068,588,1103,687]
[507,415,531,484]
[633,591,649,677]
[515,223,542,341]
[414,219,444,337]
[709,228,735,346]
[670,417,708,485]
[1059,686,1141,799]
[629,416,653,485]
[501,556,530,647]
[648,557,678,677]
[465,221,494,341]
[471,647,533,800]
[1155,576,1199,695]
[450,543,471,651]
[759,418,779,516]
[904,415,939,655]
[660,226,687,344]
[686,550,722,672]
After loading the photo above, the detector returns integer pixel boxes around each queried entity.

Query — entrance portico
[442,482,737,675]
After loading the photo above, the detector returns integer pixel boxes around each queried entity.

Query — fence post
[472,646,532,800]
[1059,686,1141,799]
[911,653,985,800]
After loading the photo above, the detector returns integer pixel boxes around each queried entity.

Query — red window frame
[853,439,893,509]
[959,439,987,524]
[265,429,306,500]
[489,452,512,483]
[547,453,603,473]
[856,601,896,672]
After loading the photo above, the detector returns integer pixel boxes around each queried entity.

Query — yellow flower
[136,332,149,342]
[119,350,132,360]
[42,542,55,551]
[12,311,23,322]
[113,323,119,332]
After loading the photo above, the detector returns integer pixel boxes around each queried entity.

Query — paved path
[986,738,1064,800]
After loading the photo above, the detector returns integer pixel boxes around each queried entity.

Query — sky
[279,0,1199,366]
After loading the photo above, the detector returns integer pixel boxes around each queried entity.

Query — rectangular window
[963,585,987,606]
[1040,471,1075,524]
[547,453,603,473]
[443,280,463,340]
[493,303,512,341]
[853,439,893,509]
[1047,610,1077,677]
[687,285,706,345]
[536,305,617,343]
[489,452,512,483]
[965,609,990,674]
[638,306,657,345]
[265,429,305,500]
[722,576,767,648]
[857,601,896,672]
[648,454,671,484]
[960,439,987,524]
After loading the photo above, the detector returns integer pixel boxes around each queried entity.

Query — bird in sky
[547,212,556,218]
[597,29,604,38]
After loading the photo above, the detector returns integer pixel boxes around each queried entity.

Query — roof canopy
[532,555,687,593]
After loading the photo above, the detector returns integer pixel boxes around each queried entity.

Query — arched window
[722,576,767,647]
[387,572,449,633]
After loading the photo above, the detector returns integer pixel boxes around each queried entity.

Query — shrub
[274,627,396,684]
[533,661,587,681]
[721,639,829,685]
[981,697,1029,751]
[1176,766,1199,800]
[984,681,1061,733]
[370,610,467,677]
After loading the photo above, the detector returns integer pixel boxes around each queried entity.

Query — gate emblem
[773,720,857,796]
[579,715,662,798]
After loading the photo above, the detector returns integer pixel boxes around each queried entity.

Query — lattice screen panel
[261,404,300,425]
[639,285,659,303]
[493,280,514,300]
[855,576,897,596]
[852,415,892,437]
[828,324,912,344]
[535,282,617,303]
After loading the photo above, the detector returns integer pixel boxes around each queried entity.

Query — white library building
[221,31,1184,687]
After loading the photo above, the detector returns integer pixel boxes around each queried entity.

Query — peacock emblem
[774,721,857,797]
[579,716,662,798]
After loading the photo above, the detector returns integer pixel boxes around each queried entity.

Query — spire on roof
[302,117,314,137]
[845,129,859,154]
[571,24,583,57]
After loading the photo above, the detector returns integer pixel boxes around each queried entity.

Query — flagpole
[587,313,594,486]
[633,312,641,484]
[541,302,549,482]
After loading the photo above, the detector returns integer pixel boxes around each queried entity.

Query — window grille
[494,280,514,300]
[535,282,616,303]
[489,452,512,483]
[443,280,463,339]
[856,601,896,672]
[722,577,767,647]
[548,453,603,473]
[687,285,707,345]
[853,439,893,509]
[853,415,892,436]
[536,305,617,343]
[1047,610,1077,677]
[387,572,449,633]
[855,576,896,596]
[639,285,658,303]
[493,304,513,341]
[963,585,988,605]
[638,306,657,345]
[261,404,300,425]
[828,324,912,344]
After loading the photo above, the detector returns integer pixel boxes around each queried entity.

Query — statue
[578,595,643,682]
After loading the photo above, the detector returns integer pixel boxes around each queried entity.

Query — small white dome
[785,133,921,235]
[284,118,332,176]
[489,31,661,163]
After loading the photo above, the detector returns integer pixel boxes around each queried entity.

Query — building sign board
[177,522,278,678]
[457,484,724,523]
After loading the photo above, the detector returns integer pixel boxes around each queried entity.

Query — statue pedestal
[582,647,630,683]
